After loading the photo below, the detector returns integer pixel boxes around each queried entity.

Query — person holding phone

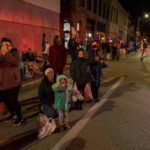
[0,38,23,126]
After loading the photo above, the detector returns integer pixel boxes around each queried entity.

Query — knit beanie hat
[44,68,54,77]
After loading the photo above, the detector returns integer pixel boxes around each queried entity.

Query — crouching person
[38,65,57,119]
[52,75,72,132]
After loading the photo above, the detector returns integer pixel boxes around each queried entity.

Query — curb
[0,129,37,150]
[21,78,42,91]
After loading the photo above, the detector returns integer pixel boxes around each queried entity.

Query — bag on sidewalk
[72,82,84,102]
[37,113,56,139]
[0,102,7,115]
[84,83,93,101]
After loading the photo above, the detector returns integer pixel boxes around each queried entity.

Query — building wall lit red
[0,0,60,54]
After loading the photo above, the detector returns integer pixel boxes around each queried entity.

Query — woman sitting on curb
[38,65,58,119]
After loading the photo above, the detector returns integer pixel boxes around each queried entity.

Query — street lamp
[88,33,92,38]
[137,13,150,41]
[144,14,149,18]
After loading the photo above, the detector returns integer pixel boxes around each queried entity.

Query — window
[116,10,118,23]
[97,22,106,32]
[99,0,102,16]
[111,6,113,21]
[87,0,92,11]
[63,20,70,31]
[87,18,95,32]
[63,20,70,49]
[106,5,109,20]
[94,0,97,14]
[77,22,80,32]
[103,2,106,18]
[114,8,116,22]
[80,0,85,7]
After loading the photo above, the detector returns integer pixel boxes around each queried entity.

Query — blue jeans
[43,104,57,119]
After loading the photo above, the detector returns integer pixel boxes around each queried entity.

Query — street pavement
[1,50,150,150]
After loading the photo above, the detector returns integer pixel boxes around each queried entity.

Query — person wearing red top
[0,38,23,126]
[48,36,66,75]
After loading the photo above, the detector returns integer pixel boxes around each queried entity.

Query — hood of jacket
[56,75,68,84]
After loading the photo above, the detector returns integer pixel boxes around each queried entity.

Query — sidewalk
[0,55,73,149]
[0,54,114,149]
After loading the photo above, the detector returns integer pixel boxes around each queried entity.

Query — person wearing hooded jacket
[52,75,72,132]
[70,50,91,110]
[38,65,57,119]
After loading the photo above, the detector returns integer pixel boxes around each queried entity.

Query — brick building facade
[60,0,129,48]
[0,0,60,54]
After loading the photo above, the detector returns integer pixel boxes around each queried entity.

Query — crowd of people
[20,48,40,80]
[38,27,108,132]
[0,28,148,135]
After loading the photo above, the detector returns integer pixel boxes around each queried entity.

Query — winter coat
[143,43,147,49]
[0,48,22,90]
[38,76,55,106]
[112,46,117,56]
[52,75,72,110]
[88,50,100,64]
[68,37,80,62]
[48,45,66,72]
[70,58,91,86]
[25,52,35,61]
[106,43,110,53]
[90,61,108,84]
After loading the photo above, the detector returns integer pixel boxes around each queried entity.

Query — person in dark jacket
[88,41,108,102]
[88,41,100,64]
[48,36,66,75]
[0,38,23,126]
[25,48,35,61]
[112,43,117,61]
[106,39,111,60]
[140,40,147,61]
[68,27,81,62]
[90,55,107,102]
[70,50,91,109]
[38,65,57,119]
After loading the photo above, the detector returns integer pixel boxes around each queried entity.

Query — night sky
[119,0,150,17]
[119,0,150,32]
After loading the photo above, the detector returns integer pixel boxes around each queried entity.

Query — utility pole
[136,17,141,41]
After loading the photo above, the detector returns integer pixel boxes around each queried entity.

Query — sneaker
[13,118,24,126]
[5,115,17,123]
[94,98,100,102]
